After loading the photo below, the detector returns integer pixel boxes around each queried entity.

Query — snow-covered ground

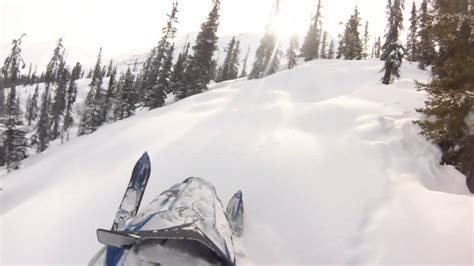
[1,59,472,265]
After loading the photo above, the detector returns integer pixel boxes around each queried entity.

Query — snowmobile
[89,152,244,266]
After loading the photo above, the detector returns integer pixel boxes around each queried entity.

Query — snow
[1,59,473,265]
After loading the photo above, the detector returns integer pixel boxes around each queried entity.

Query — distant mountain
[114,32,297,73]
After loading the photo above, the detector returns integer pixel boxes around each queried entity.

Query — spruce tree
[175,0,220,99]
[217,37,238,82]
[328,39,335,59]
[170,43,190,95]
[26,83,40,126]
[406,1,419,62]
[1,34,28,170]
[102,67,116,122]
[34,38,64,152]
[239,46,250,78]
[415,0,474,191]
[78,48,105,135]
[286,35,299,69]
[49,58,69,140]
[106,60,113,77]
[142,1,178,108]
[301,0,322,61]
[417,0,436,70]
[113,68,136,120]
[381,0,405,85]
[340,6,363,60]
[362,21,370,59]
[248,0,282,79]
[149,44,175,109]
[62,62,81,138]
[375,36,382,58]
[320,31,328,59]
[230,41,241,79]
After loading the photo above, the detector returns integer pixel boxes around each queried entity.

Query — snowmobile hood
[121,177,235,263]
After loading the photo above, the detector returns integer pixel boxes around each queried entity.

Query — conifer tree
[1,34,28,170]
[415,0,474,191]
[34,38,65,152]
[78,48,105,135]
[175,0,220,99]
[26,83,40,126]
[149,44,175,109]
[230,41,241,78]
[375,36,382,58]
[217,37,239,82]
[106,60,113,77]
[340,6,363,60]
[406,1,419,62]
[142,1,178,108]
[113,68,136,120]
[170,42,190,94]
[328,39,335,59]
[35,87,51,152]
[86,69,92,79]
[301,0,322,61]
[417,0,436,70]
[132,59,138,72]
[26,63,32,85]
[239,46,250,78]
[362,21,370,59]
[102,67,116,122]
[320,31,328,59]
[286,35,299,69]
[62,62,81,138]
[248,0,282,79]
[50,58,69,140]
[381,0,405,85]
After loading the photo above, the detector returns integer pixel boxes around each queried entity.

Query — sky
[0,0,422,69]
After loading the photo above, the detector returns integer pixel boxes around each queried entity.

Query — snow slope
[1,60,473,265]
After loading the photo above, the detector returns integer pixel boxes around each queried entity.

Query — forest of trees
[0,0,473,192]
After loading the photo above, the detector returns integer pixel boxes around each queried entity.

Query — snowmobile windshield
[123,239,226,266]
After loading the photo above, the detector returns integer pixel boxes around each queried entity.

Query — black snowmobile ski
[111,152,151,231]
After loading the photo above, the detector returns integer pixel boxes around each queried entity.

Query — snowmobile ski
[226,190,244,237]
[111,152,151,231]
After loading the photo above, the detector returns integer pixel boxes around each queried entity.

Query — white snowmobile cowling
[89,177,236,266]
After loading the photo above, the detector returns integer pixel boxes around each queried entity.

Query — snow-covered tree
[113,68,136,120]
[239,46,250,78]
[381,0,405,85]
[217,37,241,82]
[1,34,28,170]
[339,6,363,60]
[415,0,474,191]
[286,35,299,69]
[101,66,116,122]
[175,0,220,99]
[170,42,190,95]
[362,21,370,59]
[34,38,65,152]
[62,62,81,139]
[142,1,178,109]
[320,31,328,59]
[50,58,68,140]
[417,0,436,70]
[328,39,335,59]
[406,1,419,62]
[301,0,322,61]
[248,0,282,79]
[78,48,105,135]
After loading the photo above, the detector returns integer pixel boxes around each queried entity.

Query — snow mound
[1,59,472,265]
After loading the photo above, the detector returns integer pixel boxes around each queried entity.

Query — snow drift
[0,59,472,265]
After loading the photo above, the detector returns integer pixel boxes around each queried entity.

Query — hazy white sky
[1,0,422,68]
